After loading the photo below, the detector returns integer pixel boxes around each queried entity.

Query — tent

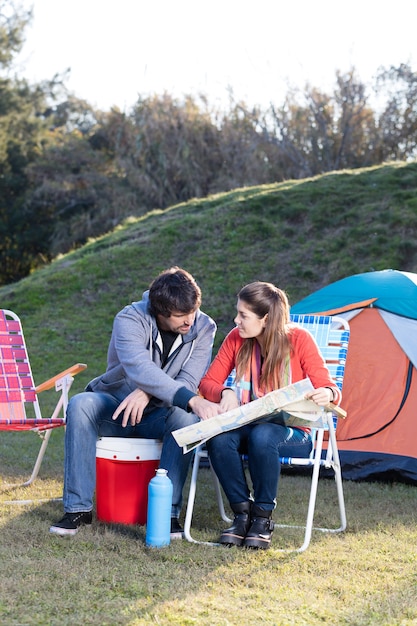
[291,269,417,484]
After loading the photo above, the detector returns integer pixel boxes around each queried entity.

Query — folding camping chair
[0,309,87,489]
[183,314,350,552]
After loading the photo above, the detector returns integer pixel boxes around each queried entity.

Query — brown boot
[219,501,252,547]
[243,505,274,550]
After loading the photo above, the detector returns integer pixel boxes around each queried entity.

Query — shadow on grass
[0,471,294,625]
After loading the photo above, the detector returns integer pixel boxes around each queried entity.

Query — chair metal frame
[0,309,87,490]
[183,314,350,552]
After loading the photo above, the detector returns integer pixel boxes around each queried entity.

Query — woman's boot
[219,501,252,546]
[243,505,274,549]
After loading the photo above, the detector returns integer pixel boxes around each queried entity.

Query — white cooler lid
[96,437,162,461]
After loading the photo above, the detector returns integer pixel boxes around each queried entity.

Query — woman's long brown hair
[235,281,291,391]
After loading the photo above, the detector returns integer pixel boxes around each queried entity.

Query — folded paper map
[173,378,346,453]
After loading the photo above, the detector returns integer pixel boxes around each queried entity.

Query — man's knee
[66,392,92,421]
[66,391,111,426]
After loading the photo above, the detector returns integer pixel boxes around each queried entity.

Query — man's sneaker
[49,511,93,537]
[170,517,184,540]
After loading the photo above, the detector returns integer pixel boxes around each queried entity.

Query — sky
[15,0,417,113]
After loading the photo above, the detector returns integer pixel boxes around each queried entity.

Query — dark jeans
[63,391,199,518]
[206,422,312,511]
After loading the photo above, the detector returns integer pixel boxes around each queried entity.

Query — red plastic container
[96,437,162,525]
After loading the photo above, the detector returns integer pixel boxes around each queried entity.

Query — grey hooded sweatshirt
[87,290,217,411]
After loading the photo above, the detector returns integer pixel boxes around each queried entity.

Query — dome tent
[291,269,417,484]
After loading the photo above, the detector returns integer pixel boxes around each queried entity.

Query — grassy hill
[1,159,416,396]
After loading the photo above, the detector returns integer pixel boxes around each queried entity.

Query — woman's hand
[112,388,151,427]
[305,387,333,406]
[219,388,239,413]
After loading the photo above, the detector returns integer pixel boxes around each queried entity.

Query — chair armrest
[35,363,87,393]
[325,402,347,419]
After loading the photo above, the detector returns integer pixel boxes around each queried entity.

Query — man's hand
[188,395,222,420]
[112,388,151,427]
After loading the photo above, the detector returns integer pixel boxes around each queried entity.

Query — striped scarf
[236,342,291,405]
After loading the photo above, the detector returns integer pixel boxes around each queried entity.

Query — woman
[199,281,341,549]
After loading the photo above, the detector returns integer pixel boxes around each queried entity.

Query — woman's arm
[199,328,241,402]
[290,327,342,405]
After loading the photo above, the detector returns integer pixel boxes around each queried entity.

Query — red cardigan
[199,325,341,405]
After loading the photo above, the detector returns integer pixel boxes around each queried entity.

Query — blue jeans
[206,421,312,511]
[63,391,199,518]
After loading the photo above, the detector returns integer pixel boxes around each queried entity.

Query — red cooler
[96,437,162,525]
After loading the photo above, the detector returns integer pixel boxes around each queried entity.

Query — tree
[123,93,223,208]
[375,64,417,161]
[25,105,129,256]
[213,100,274,191]
[0,0,31,69]
[253,69,377,180]
[0,3,95,283]
[0,2,52,283]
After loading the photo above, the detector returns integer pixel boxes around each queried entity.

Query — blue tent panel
[338,451,417,485]
[292,269,417,320]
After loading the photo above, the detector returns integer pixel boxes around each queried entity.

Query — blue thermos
[145,468,173,547]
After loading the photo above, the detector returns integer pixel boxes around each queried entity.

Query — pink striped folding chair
[0,309,86,489]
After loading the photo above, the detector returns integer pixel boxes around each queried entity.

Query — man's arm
[112,307,217,410]
[188,395,222,420]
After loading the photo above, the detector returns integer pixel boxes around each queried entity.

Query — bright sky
[16,0,417,112]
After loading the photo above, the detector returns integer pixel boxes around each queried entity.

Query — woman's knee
[207,431,241,457]
[249,423,283,449]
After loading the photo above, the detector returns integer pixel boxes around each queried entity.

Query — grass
[1,448,417,625]
[1,160,417,624]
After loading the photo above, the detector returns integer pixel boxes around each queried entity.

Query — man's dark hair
[149,267,202,317]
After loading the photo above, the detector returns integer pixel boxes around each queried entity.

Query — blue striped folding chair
[183,314,350,552]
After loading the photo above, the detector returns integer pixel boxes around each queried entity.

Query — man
[50,267,220,538]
